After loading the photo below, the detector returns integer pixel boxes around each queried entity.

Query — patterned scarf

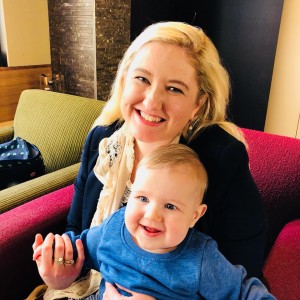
[92,123,135,226]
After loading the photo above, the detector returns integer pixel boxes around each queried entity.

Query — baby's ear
[190,204,207,228]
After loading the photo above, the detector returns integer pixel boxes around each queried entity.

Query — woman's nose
[144,85,163,111]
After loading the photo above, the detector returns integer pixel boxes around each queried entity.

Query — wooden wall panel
[0,65,51,122]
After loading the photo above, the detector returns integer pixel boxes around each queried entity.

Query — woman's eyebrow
[132,67,151,75]
[169,80,189,90]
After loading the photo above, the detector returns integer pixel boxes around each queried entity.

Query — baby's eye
[165,203,177,210]
[168,86,183,94]
[139,196,148,203]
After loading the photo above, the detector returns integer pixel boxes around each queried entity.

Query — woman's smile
[136,109,165,125]
[139,110,163,123]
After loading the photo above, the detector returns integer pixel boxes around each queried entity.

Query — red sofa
[0,128,299,300]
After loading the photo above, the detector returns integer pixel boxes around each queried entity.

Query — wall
[264,0,300,138]
[0,0,51,122]
[0,0,50,66]
[131,0,211,40]
[48,0,130,100]
[0,65,52,122]
[95,0,130,100]
[48,0,95,98]
[131,0,284,131]
[210,0,283,131]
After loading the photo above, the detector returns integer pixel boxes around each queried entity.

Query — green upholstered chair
[0,89,105,213]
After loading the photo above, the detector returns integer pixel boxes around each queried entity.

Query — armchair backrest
[242,128,300,254]
[13,89,105,173]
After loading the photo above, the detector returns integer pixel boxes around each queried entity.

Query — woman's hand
[32,233,85,290]
[103,282,156,300]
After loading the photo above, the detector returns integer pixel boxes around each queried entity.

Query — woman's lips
[137,109,165,123]
[140,111,162,123]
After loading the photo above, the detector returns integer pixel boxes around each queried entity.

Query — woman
[32,21,267,299]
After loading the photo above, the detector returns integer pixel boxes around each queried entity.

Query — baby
[33,144,275,299]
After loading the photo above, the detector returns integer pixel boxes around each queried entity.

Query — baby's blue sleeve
[66,221,107,271]
[199,239,276,299]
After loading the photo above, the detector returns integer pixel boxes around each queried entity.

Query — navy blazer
[66,122,267,278]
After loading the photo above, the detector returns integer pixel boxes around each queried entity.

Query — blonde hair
[94,21,245,144]
[138,144,208,197]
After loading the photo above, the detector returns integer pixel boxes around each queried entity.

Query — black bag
[0,137,45,190]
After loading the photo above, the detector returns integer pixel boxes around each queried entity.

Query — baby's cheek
[168,225,185,241]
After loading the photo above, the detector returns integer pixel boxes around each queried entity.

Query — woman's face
[121,42,200,145]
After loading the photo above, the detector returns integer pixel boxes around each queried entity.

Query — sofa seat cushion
[263,219,300,300]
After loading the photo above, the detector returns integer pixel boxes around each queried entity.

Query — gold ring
[53,257,64,264]
[64,259,75,265]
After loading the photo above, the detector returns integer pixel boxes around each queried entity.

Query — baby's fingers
[75,239,85,270]
[61,234,84,273]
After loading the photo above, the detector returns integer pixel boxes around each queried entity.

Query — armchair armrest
[0,125,14,143]
[0,185,74,300]
[0,162,80,213]
[263,220,300,299]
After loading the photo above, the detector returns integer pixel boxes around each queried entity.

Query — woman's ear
[190,204,207,228]
[191,105,200,120]
[121,73,127,89]
[191,93,208,119]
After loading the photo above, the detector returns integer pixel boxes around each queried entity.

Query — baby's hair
[138,144,208,193]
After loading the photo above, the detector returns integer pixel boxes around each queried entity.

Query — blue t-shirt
[67,207,274,300]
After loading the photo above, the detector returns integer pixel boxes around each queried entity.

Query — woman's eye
[139,196,148,203]
[168,86,184,94]
[135,76,149,84]
[165,203,176,210]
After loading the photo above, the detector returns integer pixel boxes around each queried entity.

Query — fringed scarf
[92,123,135,226]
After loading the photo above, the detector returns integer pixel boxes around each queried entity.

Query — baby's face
[125,165,206,254]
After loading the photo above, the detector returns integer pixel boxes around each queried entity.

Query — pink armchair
[242,129,300,299]
[0,128,299,300]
